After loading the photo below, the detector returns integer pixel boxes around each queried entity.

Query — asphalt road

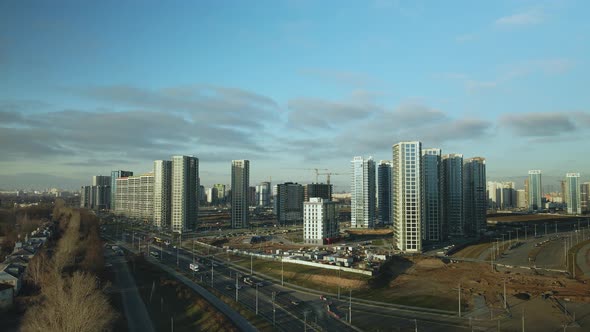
[102,223,498,332]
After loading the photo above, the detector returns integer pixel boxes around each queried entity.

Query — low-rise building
[0,283,14,310]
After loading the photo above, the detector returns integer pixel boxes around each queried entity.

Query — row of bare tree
[21,199,116,332]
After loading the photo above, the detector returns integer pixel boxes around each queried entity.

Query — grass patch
[228,254,369,294]
[129,256,239,332]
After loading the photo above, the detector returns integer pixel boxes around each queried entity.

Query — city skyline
[1,1,589,190]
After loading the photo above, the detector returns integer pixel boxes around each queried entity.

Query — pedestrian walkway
[108,253,155,332]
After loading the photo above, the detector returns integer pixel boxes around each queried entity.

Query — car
[225,285,233,290]
[290,300,300,306]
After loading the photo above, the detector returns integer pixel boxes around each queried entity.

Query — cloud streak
[495,9,544,27]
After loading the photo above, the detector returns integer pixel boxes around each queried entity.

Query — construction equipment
[318,172,349,185]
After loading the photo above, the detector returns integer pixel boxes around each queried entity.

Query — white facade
[392,141,422,253]
[171,156,199,233]
[350,156,376,229]
[231,160,250,228]
[516,189,527,209]
[303,198,338,245]
[153,160,172,228]
[115,173,154,221]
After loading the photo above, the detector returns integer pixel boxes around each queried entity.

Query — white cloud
[495,9,544,27]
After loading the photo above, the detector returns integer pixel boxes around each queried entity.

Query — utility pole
[555,221,558,234]
[524,226,528,240]
[503,279,507,310]
[458,283,462,317]
[211,262,214,287]
[250,255,253,276]
[571,253,576,279]
[192,240,195,262]
[304,311,308,332]
[281,259,284,286]
[255,284,259,315]
[516,228,519,241]
[414,319,418,332]
[522,308,525,332]
[349,289,352,324]
[534,224,537,237]
[235,273,239,302]
[176,245,179,266]
[272,291,276,326]
[508,231,512,246]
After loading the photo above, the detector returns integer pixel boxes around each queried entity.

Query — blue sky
[1,0,589,190]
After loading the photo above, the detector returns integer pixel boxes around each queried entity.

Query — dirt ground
[391,258,590,310]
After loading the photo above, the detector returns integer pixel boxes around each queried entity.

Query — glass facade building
[421,148,441,242]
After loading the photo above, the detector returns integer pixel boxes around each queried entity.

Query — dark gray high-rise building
[442,154,463,238]
[463,157,487,236]
[231,160,250,228]
[304,183,332,201]
[111,170,133,211]
[377,161,391,226]
[275,182,304,225]
[153,160,172,228]
[421,149,442,242]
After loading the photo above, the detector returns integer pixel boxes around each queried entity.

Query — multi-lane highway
[102,221,497,332]
[102,224,356,332]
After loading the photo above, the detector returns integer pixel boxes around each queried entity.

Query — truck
[189,263,199,272]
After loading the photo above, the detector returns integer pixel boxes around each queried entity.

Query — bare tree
[21,271,116,332]
[25,251,49,288]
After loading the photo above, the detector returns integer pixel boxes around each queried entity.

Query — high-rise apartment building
[115,173,154,221]
[231,160,249,228]
[442,154,464,237]
[565,173,581,215]
[351,156,376,229]
[392,142,422,252]
[275,182,304,224]
[581,182,590,213]
[153,160,172,228]
[213,184,226,204]
[377,161,392,226]
[91,175,111,210]
[463,157,487,236]
[421,149,441,242]
[528,170,542,211]
[171,156,199,233]
[256,182,271,207]
[487,181,516,210]
[248,186,256,206]
[516,189,527,209]
[304,183,333,202]
[206,187,218,204]
[110,170,133,211]
[303,198,338,245]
